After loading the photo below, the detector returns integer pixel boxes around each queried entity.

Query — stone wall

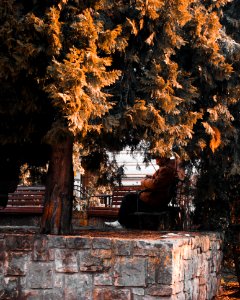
[0,231,223,299]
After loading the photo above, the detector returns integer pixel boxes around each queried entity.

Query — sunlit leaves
[1,0,240,160]
[46,47,121,135]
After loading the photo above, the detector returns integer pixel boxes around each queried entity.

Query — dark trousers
[118,192,158,228]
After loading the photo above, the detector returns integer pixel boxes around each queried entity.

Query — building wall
[112,150,157,185]
[78,150,157,190]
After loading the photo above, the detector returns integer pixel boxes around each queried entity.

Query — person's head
[155,156,185,180]
[155,156,171,166]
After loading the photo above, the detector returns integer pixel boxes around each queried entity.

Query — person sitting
[105,156,184,229]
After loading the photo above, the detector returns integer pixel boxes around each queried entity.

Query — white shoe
[104,220,123,229]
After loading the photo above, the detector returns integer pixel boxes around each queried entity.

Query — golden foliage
[1,0,239,160]
[210,127,221,153]
[126,18,138,36]
[46,19,121,136]
[207,104,234,122]
[46,7,62,55]
[99,25,124,54]
[202,123,222,152]
[198,139,207,151]
[145,0,164,20]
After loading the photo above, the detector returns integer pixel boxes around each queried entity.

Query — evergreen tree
[192,0,240,230]
[0,0,239,234]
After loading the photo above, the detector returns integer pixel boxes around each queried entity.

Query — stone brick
[32,235,50,261]
[199,274,207,285]
[173,292,186,300]
[43,289,64,299]
[28,262,53,288]
[21,289,64,300]
[192,278,200,300]
[216,239,222,250]
[214,251,223,273]
[0,275,4,293]
[2,276,21,298]
[156,249,173,285]
[92,238,112,249]
[5,235,33,251]
[48,236,66,248]
[183,259,195,280]
[64,289,92,300]
[21,289,44,299]
[184,292,192,300]
[0,250,6,275]
[114,257,146,287]
[131,287,145,296]
[91,249,112,259]
[64,273,93,300]
[5,252,28,276]
[191,235,201,250]
[53,273,65,288]
[207,275,219,300]
[67,237,92,249]
[141,296,171,300]
[172,248,184,282]
[113,240,134,256]
[198,285,207,300]
[55,249,78,273]
[184,279,194,295]
[134,240,170,257]
[94,272,113,285]
[146,257,161,284]
[0,239,5,251]
[79,251,106,272]
[182,245,192,260]
[200,236,210,253]
[49,248,55,261]
[156,267,173,286]
[172,280,184,294]
[19,275,27,287]
[146,284,172,296]
[93,288,131,300]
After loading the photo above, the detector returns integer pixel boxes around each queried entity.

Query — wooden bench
[132,179,184,230]
[87,185,141,218]
[87,180,184,230]
[0,186,45,214]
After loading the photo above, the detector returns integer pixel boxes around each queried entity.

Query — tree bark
[41,135,74,234]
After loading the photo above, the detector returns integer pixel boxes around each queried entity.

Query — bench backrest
[111,178,183,209]
[111,185,141,207]
[7,186,45,207]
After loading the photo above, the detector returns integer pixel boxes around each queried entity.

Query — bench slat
[8,197,44,202]
[1,207,44,214]
[7,202,43,206]
[9,191,45,195]
[113,186,140,190]
[87,207,119,217]
[111,186,141,206]
[8,195,43,199]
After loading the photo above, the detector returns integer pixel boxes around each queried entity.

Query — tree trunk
[41,135,74,234]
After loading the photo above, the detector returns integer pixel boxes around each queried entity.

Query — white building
[109,149,157,186]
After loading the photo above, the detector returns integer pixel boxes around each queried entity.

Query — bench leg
[136,211,180,231]
[136,215,162,231]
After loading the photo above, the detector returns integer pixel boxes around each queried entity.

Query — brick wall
[0,231,223,299]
